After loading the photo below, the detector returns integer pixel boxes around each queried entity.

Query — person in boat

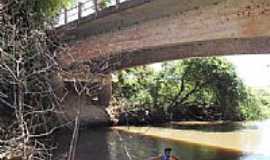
[149,148,179,160]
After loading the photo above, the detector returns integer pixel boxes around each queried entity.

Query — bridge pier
[97,74,112,106]
[55,74,113,127]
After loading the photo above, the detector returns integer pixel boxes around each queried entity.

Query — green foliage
[1,0,74,26]
[240,88,270,120]
[179,58,247,120]
[99,0,112,9]
[113,66,156,110]
[113,57,269,121]
[34,0,74,17]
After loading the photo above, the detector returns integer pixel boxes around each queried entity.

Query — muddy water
[55,120,270,160]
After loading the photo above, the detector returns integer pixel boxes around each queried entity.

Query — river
[55,120,270,160]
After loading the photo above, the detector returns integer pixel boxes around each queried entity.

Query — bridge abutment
[55,74,113,127]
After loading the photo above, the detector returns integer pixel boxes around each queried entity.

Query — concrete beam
[116,37,270,69]
[58,0,270,68]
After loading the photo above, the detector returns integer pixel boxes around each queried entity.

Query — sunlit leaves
[33,0,74,17]
[113,57,253,120]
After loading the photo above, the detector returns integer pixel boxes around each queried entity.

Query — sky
[225,55,270,87]
[151,54,270,87]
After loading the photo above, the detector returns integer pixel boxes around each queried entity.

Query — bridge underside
[58,0,270,69]
[56,0,270,125]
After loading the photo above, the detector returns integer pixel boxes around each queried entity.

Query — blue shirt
[161,154,170,160]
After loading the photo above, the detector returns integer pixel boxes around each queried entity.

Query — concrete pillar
[55,79,112,127]
[98,74,112,106]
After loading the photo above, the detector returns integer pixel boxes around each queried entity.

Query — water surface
[55,120,270,160]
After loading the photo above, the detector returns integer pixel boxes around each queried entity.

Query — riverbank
[113,121,269,155]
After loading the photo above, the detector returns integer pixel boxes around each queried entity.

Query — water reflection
[55,120,270,160]
[252,119,270,156]
[54,128,111,160]
[158,121,259,132]
[114,130,244,160]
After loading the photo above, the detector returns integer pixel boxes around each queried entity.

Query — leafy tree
[113,66,155,110]
[174,58,247,120]
[34,0,73,17]
[240,88,270,120]
[113,57,253,121]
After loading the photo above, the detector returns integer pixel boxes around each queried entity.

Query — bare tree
[0,0,68,159]
[0,0,125,159]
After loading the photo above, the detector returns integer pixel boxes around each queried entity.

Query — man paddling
[149,148,179,160]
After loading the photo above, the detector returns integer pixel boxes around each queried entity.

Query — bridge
[55,0,270,125]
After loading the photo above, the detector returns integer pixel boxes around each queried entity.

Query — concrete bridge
[56,0,270,125]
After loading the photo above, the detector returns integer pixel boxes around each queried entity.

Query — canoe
[148,156,179,160]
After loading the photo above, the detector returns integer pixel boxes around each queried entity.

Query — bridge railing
[56,0,128,26]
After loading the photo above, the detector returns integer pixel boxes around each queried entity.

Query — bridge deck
[57,0,270,70]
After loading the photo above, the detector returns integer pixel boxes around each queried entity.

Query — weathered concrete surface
[58,0,270,69]
[97,75,112,106]
[56,76,112,126]
[58,92,111,126]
